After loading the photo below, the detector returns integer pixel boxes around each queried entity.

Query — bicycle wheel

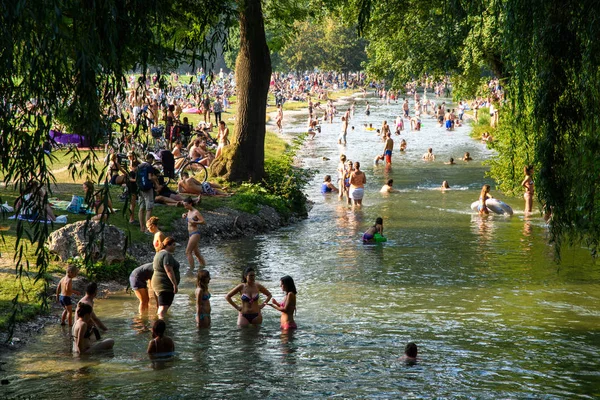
[181,161,208,183]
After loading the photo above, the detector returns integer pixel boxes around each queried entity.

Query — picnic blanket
[9,214,67,224]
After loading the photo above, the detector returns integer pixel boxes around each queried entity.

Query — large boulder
[47,221,127,264]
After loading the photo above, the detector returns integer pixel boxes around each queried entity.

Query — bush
[229,134,315,217]
[68,256,138,283]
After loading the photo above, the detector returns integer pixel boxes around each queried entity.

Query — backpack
[137,162,154,191]
[159,150,175,179]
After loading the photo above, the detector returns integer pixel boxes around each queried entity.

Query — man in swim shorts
[374,133,394,165]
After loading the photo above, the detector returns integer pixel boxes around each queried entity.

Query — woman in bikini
[225,267,272,327]
[268,275,297,331]
[182,196,206,269]
[521,165,534,214]
[146,216,166,252]
[195,269,211,328]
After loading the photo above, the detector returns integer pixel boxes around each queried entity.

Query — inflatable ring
[373,233,387,242]
[470,199,514,216]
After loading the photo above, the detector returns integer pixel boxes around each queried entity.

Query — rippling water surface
[3,95,599,399]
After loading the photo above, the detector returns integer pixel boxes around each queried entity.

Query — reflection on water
[4,95,600,398]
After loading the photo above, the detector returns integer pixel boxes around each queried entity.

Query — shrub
[68,256,138,282]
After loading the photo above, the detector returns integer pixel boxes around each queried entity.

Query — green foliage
[279,18,367,72]
[229,134,315,217]
[0,0,237,335]
[230,184,289,216]
[68,256,138,283]
[262,134,315,215]
[490,0,600,256]
[360,0,474,87]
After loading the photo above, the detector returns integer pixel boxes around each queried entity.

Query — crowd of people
[48,72,522,363]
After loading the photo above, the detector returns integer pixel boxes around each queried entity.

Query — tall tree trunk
[210,0,271,182]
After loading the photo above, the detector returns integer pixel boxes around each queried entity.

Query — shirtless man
[338,116,349,145]
[402,99,410,117]
[374,133,394,165]
[189,139,214,167]
[178,172,228,196]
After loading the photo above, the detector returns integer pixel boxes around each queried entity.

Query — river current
[2,95,599,399]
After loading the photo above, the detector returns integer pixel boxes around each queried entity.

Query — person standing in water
[147,319,175,355]
[225,267,272,327]
[337,155,348,201]
[478,184,493,215]
[338,116,349,145]
[57,265,80,326]
[349,161,366,208]
[151,237,181,319]
[195,270,211,328]
[374,133,394,165]
[129,263,156,314]
[521,165,534,214]
[268,275,297,331]
[183,196,206,269]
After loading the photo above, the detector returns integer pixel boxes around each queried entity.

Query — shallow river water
[2,95,600,399]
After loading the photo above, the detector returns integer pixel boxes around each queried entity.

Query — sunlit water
[2,95,599,399]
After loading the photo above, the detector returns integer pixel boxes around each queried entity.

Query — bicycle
[154,154,209,186]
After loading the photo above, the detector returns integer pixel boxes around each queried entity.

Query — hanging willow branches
[355,0,600,257]
[0,0,236,335]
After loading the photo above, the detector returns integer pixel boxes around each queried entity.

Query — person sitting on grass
[153,176,187,206]
[83,181,114,221]
[15,180,56,221]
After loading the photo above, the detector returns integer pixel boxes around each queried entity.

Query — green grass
[0,87,306,331]
[0,271,47,330]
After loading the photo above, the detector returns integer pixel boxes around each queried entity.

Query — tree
[0,0,233,334]
[279,18,367,73]
[355,0,600,256]
[210,0,272,182]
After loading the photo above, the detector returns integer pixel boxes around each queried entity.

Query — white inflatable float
[470,198,514,216]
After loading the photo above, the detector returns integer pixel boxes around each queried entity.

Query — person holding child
[72,303,114,355]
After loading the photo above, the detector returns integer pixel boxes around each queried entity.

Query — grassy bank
[0,93,304,330]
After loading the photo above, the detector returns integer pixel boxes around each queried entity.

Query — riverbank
[0,91,328,342]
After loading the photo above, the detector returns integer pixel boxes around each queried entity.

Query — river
[2,95,599,399]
